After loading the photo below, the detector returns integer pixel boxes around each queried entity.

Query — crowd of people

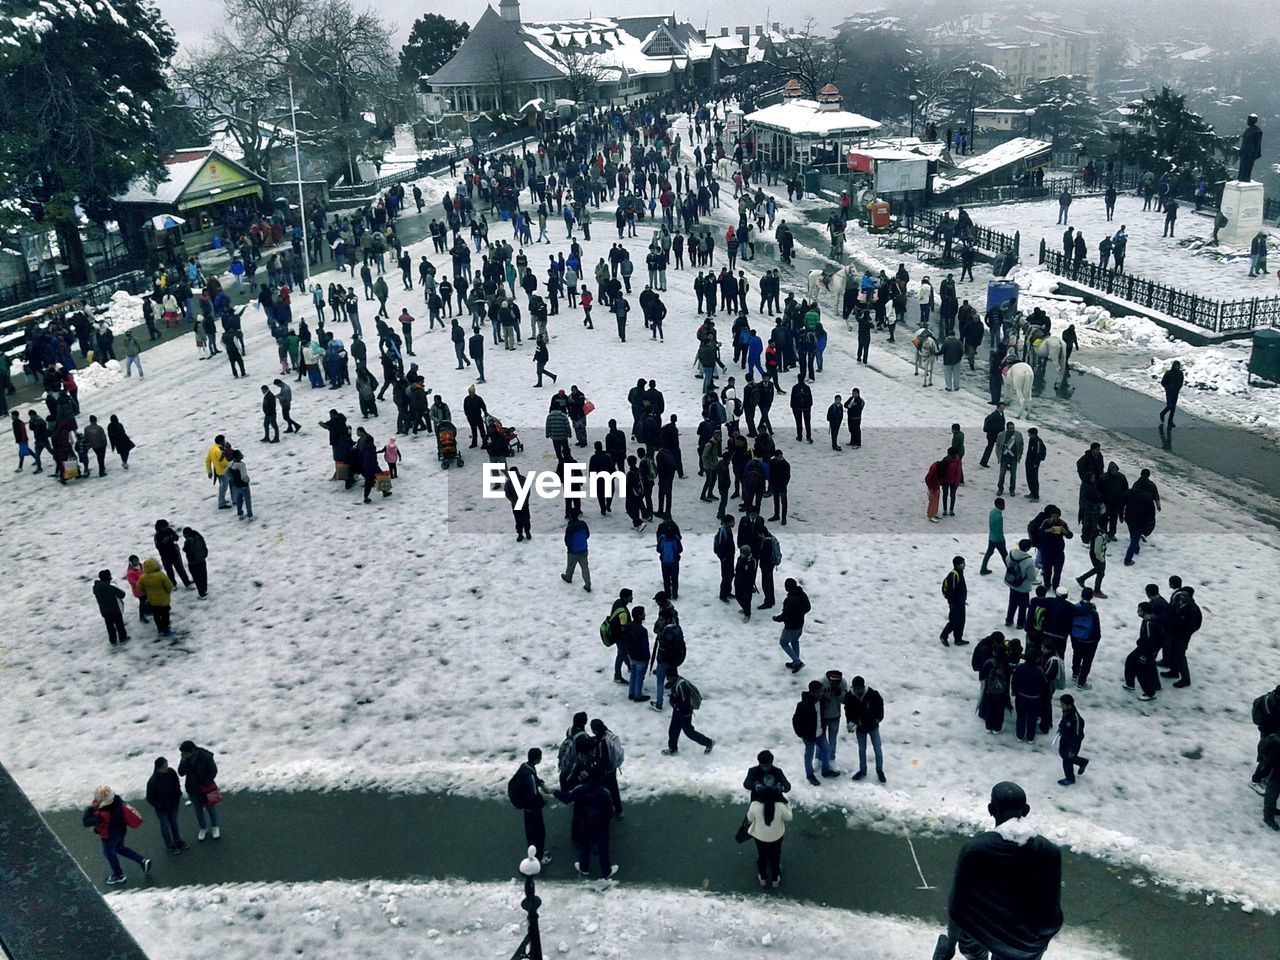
[4,90,1270,957]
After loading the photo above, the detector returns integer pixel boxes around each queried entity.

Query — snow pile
[95,290,146,335]
[72,358,128,396]
[107,880,1125,960]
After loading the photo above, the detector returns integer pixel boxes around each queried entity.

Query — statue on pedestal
[1238,114,1262,182]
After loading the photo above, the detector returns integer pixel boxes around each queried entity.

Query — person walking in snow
[940,556,969,647]
[1159,361,1184,428]
[93,569,129,646]
[178,740,221,841]
[145,757,188,854]
[82,785,151,885]
[1056,696,1088,786]
[661,665,714,756]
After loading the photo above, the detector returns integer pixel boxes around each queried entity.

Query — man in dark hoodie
[935,781,1063,960]
[181,528,209,599]
[93,569,128,645]
[154,519,192,588]
[554,774,617,879]
[509,748,550,863]
[146,757,188,853]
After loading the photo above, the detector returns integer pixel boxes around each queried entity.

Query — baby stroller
[484,413,523,455]
[435,420,464,469]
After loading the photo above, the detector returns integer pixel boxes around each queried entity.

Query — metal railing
[933,170,1143,209]
[914,207,1019,256]
[1039,246,1280,333]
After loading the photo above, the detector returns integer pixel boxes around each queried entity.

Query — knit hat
[93,785,114,805]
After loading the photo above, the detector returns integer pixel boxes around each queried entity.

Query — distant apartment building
[927,12,1100,90]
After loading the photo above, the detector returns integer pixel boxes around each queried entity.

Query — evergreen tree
[1021,76,1105,153]
[0,0,177,283]
[399,13,470,89]
[1122,87,1229,191]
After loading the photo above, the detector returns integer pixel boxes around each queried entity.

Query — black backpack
[507,768,531,809]
[661,625,687,666]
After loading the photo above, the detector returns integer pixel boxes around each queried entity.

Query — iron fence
[1039,246,1280,333]
[933,170,1143,209]
[914,207,1019,256]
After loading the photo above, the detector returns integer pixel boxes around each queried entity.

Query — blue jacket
[657,534,682,564]
[564,519,590,554]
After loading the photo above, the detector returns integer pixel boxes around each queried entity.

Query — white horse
[830,263,856,306]
[715,157,733,181]
[1002,361,1034,417]
[913,329,939,386]
[807,269,825,301]
[1029,334,1068,389]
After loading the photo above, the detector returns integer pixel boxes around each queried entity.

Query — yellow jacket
[136,559,174,607]
[205,443,228,477]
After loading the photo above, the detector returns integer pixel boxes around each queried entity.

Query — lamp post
[908,94,918,138]
[1116,121,1130,178]
[1024,108,1036,138]
[510,846,543,960]
[287,76,311,284]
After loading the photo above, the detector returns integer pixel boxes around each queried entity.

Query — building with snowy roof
[425,1,728,112]
[745,82,882,173]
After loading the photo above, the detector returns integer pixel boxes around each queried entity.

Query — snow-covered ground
[822,196,1280,443]
[3,131,1280,932]
[947,194,1278,302]
[108,879,1125,960]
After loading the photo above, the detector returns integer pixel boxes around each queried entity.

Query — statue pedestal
[1219,180,1265,248]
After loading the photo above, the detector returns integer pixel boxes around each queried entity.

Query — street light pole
[510,847,543,960]
[908,94,918,139]
[1025,108,1036,138]
[288,76,311,284]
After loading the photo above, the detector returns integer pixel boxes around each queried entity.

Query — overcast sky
[155,0,1280,53]
[155,0,863,52]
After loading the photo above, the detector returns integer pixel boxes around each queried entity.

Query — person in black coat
[178,741,220,839]
[714,516,736,602]
[153,519,192,588]
[93,569,128,645]
[1121,484,1157,566]
[107,415,135,469]
[768,450,791,524]
[789,375,813,442]
[146,757,187,852]
[843,676,886,782]
[510,748,549,861]
[181,527,209,598]
[940,782,1063,960]
[1056,696,1087,786]
[554,776,616,879]
[733,546,758,620]
[826,395,844,450]
[743,750,792,794]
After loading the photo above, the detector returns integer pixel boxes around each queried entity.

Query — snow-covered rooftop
[745,99,882,137]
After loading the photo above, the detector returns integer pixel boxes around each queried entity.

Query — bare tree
[175,47,289,178]
[223,0,401,182]
[486,49,518,115]
[773,18,846,99]
[554,49,609,105]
